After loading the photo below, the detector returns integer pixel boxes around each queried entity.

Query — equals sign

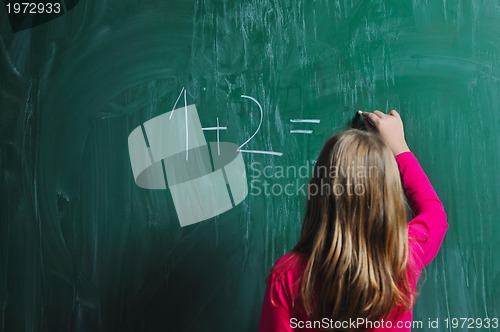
[289,119,321,134]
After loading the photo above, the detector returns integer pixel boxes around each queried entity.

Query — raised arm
[396,151,447,265]
[361,110,448,266]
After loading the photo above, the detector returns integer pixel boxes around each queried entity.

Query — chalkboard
[1,1,499,331]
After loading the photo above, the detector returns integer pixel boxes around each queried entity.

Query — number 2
[239,95,282,157]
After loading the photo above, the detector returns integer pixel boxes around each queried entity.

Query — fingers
[361,109,400,132]
[359,109,407,154]
[361,112,381,127]
[363,117,376,132]
[388,110,400,117]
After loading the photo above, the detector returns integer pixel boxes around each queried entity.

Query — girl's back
[258,111,447,331]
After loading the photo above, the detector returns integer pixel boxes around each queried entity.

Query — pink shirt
[258,152,448,331]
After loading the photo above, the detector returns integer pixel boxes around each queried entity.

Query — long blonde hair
[293,129,414,327]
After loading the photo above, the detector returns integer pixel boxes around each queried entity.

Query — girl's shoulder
[271,252,307,278]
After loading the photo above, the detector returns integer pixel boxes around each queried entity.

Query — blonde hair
[293,129,414,326]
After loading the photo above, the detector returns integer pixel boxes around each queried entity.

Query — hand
[360,110,410,155]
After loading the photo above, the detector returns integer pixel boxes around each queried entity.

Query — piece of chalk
[357,110,363,115]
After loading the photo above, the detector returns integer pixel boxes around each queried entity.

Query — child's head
[294,129,413,322]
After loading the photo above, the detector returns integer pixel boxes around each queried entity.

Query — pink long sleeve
[258,271,293,332]
[395,151,448,267]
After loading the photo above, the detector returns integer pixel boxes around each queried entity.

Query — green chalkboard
[1,1,499,331]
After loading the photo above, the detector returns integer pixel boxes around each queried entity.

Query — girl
[258,110,447,331]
